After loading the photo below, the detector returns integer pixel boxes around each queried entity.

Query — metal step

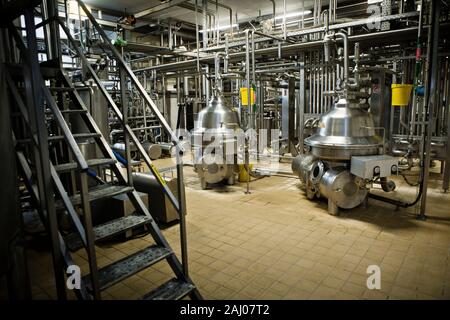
[60,109,88,114]
[45,109,88,115]
[54,158,116,173]
[48,132,101,141]
[142,279,195,300]
[83,245,171,291]
[48,87,76,92]
[94,214,151,241]
[64,214,152,251]
[55,184,133,209]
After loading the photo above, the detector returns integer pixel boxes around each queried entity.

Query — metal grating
[94,214,151,240]
[83,245,171,291]
[55,184,133,209]
[142,278,195,300]
[64,214,151,251]
[54,158,116,173]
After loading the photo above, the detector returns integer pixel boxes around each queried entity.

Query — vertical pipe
[309,53,312,115]
[270,0,276,26]
[216,0,219,45]
[312,65,316,114]
[316,64,319,114]
[224,33,229,73]
[202,0,208,49]
[299,55,305,151]
[251,31,256,84]
[320,55,324,114]
[195,0,201,104]
[444,56,450,191]
[335,31,349,86]
[302,0,305,29]
[245,30,251,128]
[205,65,210,101]
[283,0,287,40]
[419,0,440,218]
[333,0,337,22]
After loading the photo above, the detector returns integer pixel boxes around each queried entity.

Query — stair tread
[54,158,116,173]
[56,184,133,209]
[60,109,88,114]
[94,214,151,241]
[142,278,195,300]
[49,132,101,141]
[64,214,151,251]
[83,244,171,291]
[46,109,88,114]
[47,87,75,91]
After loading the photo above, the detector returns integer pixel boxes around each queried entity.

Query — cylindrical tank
[319,168,368,215]
[161,142,176,156]
[142,141,162,160]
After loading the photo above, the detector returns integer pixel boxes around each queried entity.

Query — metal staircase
[2,0,201,300]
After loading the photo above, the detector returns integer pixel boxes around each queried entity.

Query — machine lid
[195,94,241,131]
[305,98,382,150]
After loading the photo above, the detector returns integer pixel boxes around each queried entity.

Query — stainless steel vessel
[293,31,397,215]
[304,98,382,160]
[192,93,241,189]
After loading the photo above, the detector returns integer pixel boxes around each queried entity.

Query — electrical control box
[351,155,398,179]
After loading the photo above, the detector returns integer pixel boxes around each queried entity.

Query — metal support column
[23,8,66,299]
[176,157,189,277]
[419,0,440,219]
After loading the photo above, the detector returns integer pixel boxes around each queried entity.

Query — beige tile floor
[22,159,450,300]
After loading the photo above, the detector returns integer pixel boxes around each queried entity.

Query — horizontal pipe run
[137,26,433,72]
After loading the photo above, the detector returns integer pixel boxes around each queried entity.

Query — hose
[369,177,423,208]
[401,173,421,187]
[113,150,128,166]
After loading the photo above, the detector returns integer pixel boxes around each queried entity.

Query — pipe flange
[310,160,326,184]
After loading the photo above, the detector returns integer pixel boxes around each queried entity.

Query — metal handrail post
[176,150,189,277]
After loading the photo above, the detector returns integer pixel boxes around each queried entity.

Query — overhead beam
[134,0,189,19]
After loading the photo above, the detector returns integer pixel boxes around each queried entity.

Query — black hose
[401,173,421,187]
[369,179,423,208]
